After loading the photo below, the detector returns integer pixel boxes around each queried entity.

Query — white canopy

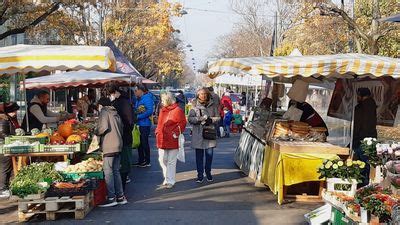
[0,44,117,75]
[24,71,136,90]
[208,53,400,79]
[214,73,262,86]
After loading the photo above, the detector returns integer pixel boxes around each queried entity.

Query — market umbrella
[208,53,400,79]
[0,44,116,76]
[23,70,135,90]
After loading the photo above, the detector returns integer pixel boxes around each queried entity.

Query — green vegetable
[10,162,63,198]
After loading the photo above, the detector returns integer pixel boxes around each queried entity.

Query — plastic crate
[2,144,41,154]
[41,143,81,152]
[61,171,104,181]
[5,136,48,145]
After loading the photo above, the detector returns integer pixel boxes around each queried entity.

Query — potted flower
[318,159,365,196]
[361,137,382,167]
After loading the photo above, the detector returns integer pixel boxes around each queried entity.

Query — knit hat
[287,79,309,103]
[3,102,20,113]
[357,88,372,97]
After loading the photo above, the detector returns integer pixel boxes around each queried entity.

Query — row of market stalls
[208,53,400,223]
[0,44,146,222]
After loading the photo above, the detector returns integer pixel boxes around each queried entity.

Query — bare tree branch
[0,2,61,40]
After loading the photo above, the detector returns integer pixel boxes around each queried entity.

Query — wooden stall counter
[270,141,349,155]
[261,141,349,204]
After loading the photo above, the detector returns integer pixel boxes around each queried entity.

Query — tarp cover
[0,44,117,75]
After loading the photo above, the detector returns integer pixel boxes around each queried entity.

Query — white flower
[372,138,377,141]
[395,150,400,157]
[388,147,394,154]
[367,140,373,146]
[364,137,372,141]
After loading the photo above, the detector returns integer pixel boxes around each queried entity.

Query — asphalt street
[0,132,319,225]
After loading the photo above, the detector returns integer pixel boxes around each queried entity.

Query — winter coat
[353,97,377,148]
[135,92,154,127]
[112,91,134,146]
[223,111,233,126]
[188,99,220,149]
[95,106,123,155]
[155,103,187,149]
[233,113,243,125]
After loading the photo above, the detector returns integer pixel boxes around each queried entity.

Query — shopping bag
[177,127,185,163]
[87,135,100,154]
[132,125,141,149]
[219,126,225,137]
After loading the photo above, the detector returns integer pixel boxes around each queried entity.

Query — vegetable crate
[2,144,41,154]
[17,191,93,222]
[61,171,104,181]
[5,136,48,144]
[327,178,358,197]
[41,144,81,153]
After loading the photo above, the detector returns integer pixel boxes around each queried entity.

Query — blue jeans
[138,126,151,164]
[354,146,371,187]
[196,148,214,179]
[225,125,230,137]
[103,155,124,199]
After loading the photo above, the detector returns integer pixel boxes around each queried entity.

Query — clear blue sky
[171,0,241,72]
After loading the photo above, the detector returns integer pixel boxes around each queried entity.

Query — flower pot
[326,178,358,196]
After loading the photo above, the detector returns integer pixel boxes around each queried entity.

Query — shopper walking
[188,88,220,183]
[155,91,187,189]
[223,107,232,138]
[0,102,20,198]
[133,84,154,167]
[352,88,377,187]
[95,98,127,207]
[107,85,134,190]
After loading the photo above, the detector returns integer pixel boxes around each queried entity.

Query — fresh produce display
[54,181,85,189]
[10,162,63,198]
[30,128,41,136]
[63,158,103,173]
[3,141,40,148]
[66,134,83,144]
[58,123,74,139]
[318,159,365,182]
[15,128,25,136]
[50,132,66,145]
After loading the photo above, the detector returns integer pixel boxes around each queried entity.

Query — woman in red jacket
[155,91,187,189]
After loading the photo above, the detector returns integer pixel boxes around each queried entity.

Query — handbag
[177,126,185,163]
[199,109,217,140]
[131,125,141,149]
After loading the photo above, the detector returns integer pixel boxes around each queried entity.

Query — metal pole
[22,74,29,132]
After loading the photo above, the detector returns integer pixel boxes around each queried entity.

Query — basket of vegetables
[10,162,63,199]
[61,158,104,181]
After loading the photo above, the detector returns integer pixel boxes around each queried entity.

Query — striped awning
[208,54,400,79]
[0,44,117,75]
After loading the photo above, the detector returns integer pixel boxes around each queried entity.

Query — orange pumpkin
[58,123,73,139]
[50,134,65,145]
[66,134,82,144]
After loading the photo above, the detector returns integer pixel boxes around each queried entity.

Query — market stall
[0,44,117,222]
[208,53,400,205]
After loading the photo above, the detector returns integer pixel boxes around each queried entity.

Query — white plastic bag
[283,105,303,121]
[87,135,100,154]
[177,127,185,162]
[219,126,225,137]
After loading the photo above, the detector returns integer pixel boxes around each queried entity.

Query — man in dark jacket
[353,87,377,187]
[107,85,134,190]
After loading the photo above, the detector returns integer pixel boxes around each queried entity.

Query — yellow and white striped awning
[208,54,400,79]
[0,44,117,75]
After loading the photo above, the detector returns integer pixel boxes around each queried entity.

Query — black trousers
[0,155,11,191]
[138,126,151,164]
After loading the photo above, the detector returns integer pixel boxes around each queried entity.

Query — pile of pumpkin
[34,119,90,145]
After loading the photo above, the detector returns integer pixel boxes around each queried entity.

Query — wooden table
[4,152,74,176]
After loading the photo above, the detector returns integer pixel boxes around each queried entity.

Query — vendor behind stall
[21,90,70,131]
[285,79,329,134]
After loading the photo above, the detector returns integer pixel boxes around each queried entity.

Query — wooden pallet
[17,191,93,222]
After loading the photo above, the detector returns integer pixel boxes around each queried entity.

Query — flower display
[361,137,382,167]
[318,159,364,182]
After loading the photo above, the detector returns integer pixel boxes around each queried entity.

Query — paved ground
[0,132,319,225]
